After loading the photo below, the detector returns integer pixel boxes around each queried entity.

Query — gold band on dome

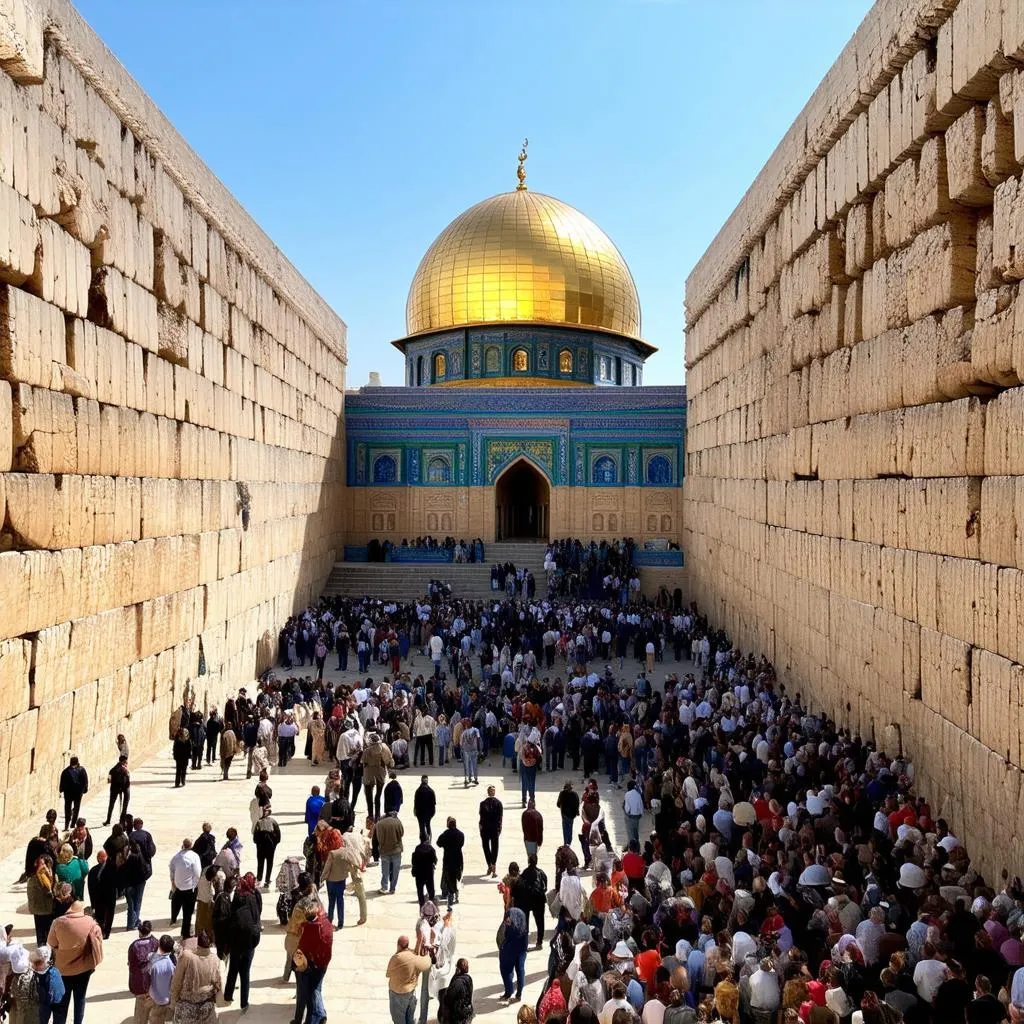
[405,190,642,341]
[432,376,591,388]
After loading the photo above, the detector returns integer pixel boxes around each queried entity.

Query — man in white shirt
[748,958,780,1012]
[912,944,950,1004]
[168,838,203,938]
[622,781,644,846]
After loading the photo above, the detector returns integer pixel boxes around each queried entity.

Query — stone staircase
[322,541,548,600]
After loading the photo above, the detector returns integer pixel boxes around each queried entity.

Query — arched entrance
[494,458,550,541]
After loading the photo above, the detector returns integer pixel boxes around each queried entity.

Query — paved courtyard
[0,655,675,1023]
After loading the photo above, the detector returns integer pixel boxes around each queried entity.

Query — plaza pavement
[0,654,684,1023]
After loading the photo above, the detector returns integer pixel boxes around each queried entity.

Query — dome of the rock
[405,189,641,340]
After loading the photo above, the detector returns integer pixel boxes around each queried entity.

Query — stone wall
[0,0,346,844]
[684,0,1024,879]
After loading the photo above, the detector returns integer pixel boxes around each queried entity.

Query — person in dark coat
[383,771,404,815]
[172,729,192,788]
[513,853,548,949]
[414,776,436,842]
[86,849,117,938]
[58,757,89,830]
[188,714,207,770]
[437,816,465,910]
[193,823,217,868]
[445,958,475,1024]
[224,873,263,1011]
[205,708,223,765]
[410,839,437,907]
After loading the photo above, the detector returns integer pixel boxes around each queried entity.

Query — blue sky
[75,0,871,388]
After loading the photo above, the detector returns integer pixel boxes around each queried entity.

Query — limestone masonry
[684,0,1024,879]
[0,0,346,849]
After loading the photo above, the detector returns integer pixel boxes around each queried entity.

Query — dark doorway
[495,459,550,540]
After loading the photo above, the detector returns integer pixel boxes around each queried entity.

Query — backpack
[521,742,541,768]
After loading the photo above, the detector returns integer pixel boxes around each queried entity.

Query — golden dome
[405,189,641,339]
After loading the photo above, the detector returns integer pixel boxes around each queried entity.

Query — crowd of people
[365,538,487,563]
[5,575,1024,1024]
[543,539,642,603]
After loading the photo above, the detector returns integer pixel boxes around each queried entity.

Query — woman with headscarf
[54,843,89,902]
[499,906,532,1003]
[560,865,586,923]
[66,820,92,861]
[173,727,193,787]
[211,875,235,962]
[27,855,56,945]
[224,872,262,1012]
[170,930,223,1023]
[283,872,322,984]
[28,945,64,1023]
[309,711,327,766]
[252,805,282,890]
[4,943,34,1024]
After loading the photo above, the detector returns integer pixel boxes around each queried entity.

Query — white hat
[611,940,633,959]
[898,863,926,889]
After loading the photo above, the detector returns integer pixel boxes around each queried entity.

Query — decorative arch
[494,456,551,541]
[484,346,501,373]
[433,352,446,382]
[512,348,529,372]
[426,456,452,483]
[558,348,573,373]
[372,454,398,484]
[416,355,424,386]
[646,454,673,485]
[592,455,617,485]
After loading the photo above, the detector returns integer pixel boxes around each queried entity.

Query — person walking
[414,776,436,842]
[460,718,481,787]
[340,824,368,926]
[386,935,432,1024]
[518,726,541,806]
[168,839,202,939]
[46,894,104,1024]
[172,728,192,788]
[204,707,223,766]
[224,873,262,1013]
[376,809,405,895]
[556,781,580,847]
[295,904,333,1024]
[252,804,282,889]
[188,714,207,771]
[478,787,503,878]
[515,853,548,949]
[321,842,349,930]
[498,906,530,1003]
[411,839,437,908]
[103,755,130,825]
[437,817,465,910]
[58,758,89,830]
[521,800,544,858]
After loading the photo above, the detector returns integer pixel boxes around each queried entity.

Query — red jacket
[298,913,334,970]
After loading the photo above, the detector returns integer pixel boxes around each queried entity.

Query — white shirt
[748,968,780,1009]
[600,997,632,1024]
[913,959,949,1003]
[169,848,202,890]
[623,790,644,816]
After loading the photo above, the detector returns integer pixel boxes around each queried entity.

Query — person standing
[305,786,326,835]
[521,800,544,858]
[445,958,475,1024]
[277,715,299,768]
[498,906,530,1003]
[85,851,117,939]
[295,905,333,1024]
[127,921,159,1023]
[515,854,548,949]
[556,781,580,847]
[46,895,104,1024]
[411,839,437,908]
[460,718,481,787]
[340,824,369,926]
[622,781,644,847]
[414,776,436,842]
[252,805,281,889]
[362,732,395,819]
[104,755,130,825]
[376,809,405,895]
[58,758,89,830]
[204,707,223,765]
[172,728,192,788]
[168,839,202,939]
[478,787,503,878]
[141,934,175,1023]
[219,722,240,781]
[437,817,465,910]
[188,714,207,771]
[169,932,222,1023]
[386,935,432,1024]
[321,842,349,930]
[308,711,327,767]
[127,818,156,930]
[224,873,262,1013]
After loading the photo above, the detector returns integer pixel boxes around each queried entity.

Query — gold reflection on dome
[406,190,641,339]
